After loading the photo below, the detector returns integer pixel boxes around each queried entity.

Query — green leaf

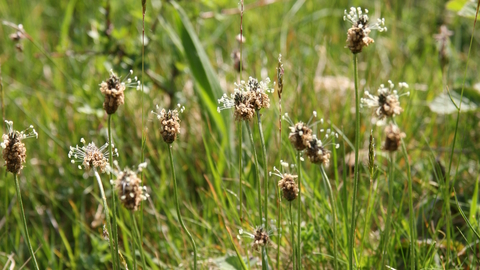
[454,189,480,241]
[446,0,478,18]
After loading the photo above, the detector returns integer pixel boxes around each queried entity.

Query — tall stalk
[290,202,296,269]
[256,111,268,232]
[168,146,197,269]
[276,182,282,270]
[108,115,120,269]
[93,170,116,270]
[320,166,338,270]
[238,122,243,222]
[381,153,395,269]
[13,174,40,270]
[245,122,266,268]
[445,6,477,265]
[246,123,263,225]
[400,138,415,269]
[349,54,360,270]
[131,212,147,269]
[296,151,302,270]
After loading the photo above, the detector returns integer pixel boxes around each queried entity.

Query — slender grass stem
[256,110,268,232]
[359,173,374,259]
[320,166,338,270]
[349,53,360,270]
[400,137,416,269]
[276,181,281,270]
[296,151,302,270]
[13,174,39,270]
[93,170,116,270]
[238,122,243,222]
[289,202,296,270]
[131,212,147,269]
[381,153,395,269]
[168,145,197,270]
[108,115,120,269]
[132,234,137,270]
[245,123,263,225]
[445,8,477,266]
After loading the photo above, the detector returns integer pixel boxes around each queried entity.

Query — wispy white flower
[361,81,410,120]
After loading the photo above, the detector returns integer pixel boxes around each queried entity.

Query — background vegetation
[1,0,480,268]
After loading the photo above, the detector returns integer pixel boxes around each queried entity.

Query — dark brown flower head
[68,138,118,173]
[271,163,299,201]
[306,138,331,165]
[344,7,386,54]
[383,124,405,152]
[284,111,321,151]
[100,69,140,114]
[246,77,271,111]
[113,162,149,211]
[361,81,409,120]
[2,120,38,174]
[288,122,313,151]
[152,104,184,144]
[253,226,269,251]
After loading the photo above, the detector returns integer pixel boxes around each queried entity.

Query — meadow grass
[1,0,480,269]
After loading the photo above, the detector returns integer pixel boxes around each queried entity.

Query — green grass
[1,0,480,269]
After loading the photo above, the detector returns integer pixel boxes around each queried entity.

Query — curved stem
[168,145,197,270]
[381,153,395,269]
[321,166,338,270]
[108,115,120,269]
[131,211,147,269]
[349,53,360,270]
[93,170,116,270]
[296,151,302,270]
[245,123,263,225]
[13,174,40,270]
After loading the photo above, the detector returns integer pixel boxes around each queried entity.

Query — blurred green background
[1,0,480,268]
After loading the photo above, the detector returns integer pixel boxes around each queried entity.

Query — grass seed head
[383,124,405,152]
[306,138,331,165]
[253,226,269,251]
[344,7,386,54]
[1,120,38,174]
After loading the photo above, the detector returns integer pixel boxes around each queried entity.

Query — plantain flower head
[344,7,386,54]
[68,138,118,173]
[361,81,409,120]
[2,120,38,174]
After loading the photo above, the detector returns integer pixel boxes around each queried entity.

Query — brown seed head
[288,122,313,151]
[361,81,409,120]
[278,173,299,201]
[1,121,37,174]
[253,227,269,251]
[382,124,405,152]
[306,138,331,165]
[68,139,116,173]
[115,166,148,211]
[152,105,184,144]
[344,7,386,54]
[100,74,125,115]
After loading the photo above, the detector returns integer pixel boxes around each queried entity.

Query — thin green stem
[359,175,374,259]
[140,0,147,244]
[93,170,116,270]
[276,180,281,270]
[400,138,416,269]
[321,166,338,270]
[381,153,395,269]
[349,53,360,270]
[290,202,296,270]
[132,223,137,270]
[445,8,477,265]
[297,151,302,270]
[256,110,268,232]
[168,146,197,270]
[131,212,147,269]
[245,123,263,225]
[238,122,243,222]
[108,115,120,269]
[13,174,39,270]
